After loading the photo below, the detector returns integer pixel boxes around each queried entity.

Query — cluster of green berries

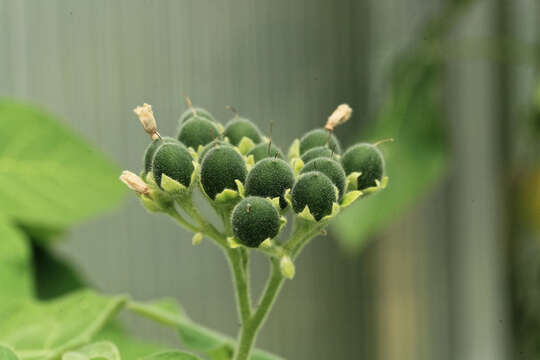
[137,102,388,249]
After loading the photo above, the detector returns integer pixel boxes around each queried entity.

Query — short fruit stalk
[122,100,390,359]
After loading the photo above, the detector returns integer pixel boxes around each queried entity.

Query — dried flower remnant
[325,104,352,132]
[134,103,161,140]
[120,170,150,197]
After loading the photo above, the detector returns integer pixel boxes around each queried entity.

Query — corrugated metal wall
[1,0,537,359]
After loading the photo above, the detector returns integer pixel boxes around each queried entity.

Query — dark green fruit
[245,158,294,208]
[246,142,284,163]
[177,117,220,150]
[224,118,262,145]
[143,136,179,175]
[200,146,247,199]
[299,128,341,155]
[291,172,337,221]
[300,158,346,200]
[179,107,215,123]
[341,143,385,190]
[300,146,333,164]
[199,140,231,163]
[232,196,280,247]
[152,142,194,189]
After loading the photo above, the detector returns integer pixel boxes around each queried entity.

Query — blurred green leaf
[0,99,125,230]
[140,350,202,360]
[335,52,448,251]
[128,300,284,360]
[0,289,127,360]
[0,345,19,360]
[0,216,33,299]
[62,341,120,360]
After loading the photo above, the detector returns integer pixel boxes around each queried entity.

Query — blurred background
[1,0,539,359]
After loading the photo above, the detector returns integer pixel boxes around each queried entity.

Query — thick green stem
[233,259,285,360]
[227,248,252,325]
[165,207,201,233]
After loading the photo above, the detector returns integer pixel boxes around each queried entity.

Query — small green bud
[246,142,285,163]
[300,158,346,200]
[177,117,220,150]
[341,143,385,190]
[143,136,179,175]
[245,158,294,209]
[152,143,194,189]
[300,146,333,164]
[231,196,280,247]
[199,140,231,163]
[299,128,341,155]
[200,146,247,199]
[179,107,215,124]
[192,232,203,245]
[280,256,295,279]
[224,118,262,145]
[291,171,337,221]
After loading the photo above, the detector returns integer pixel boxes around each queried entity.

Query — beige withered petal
[134,103,161,140]
[120,170,150,196]
[325,104,352,132]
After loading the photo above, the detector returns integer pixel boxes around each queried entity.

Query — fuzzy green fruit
[300,146,333,163]
[245,158,294,208]
[232,196,280,247]
[224,117,262,145]
[152,142,194,189]
[143,136,179,175]
[299,128,341,155]
[291,171,337,221]
[179,107,215,123]
[300,158,346,200]
[200,146,247,199]
[199,141,231,163]
[177,117,220,150]
[246,142,284,163]
[341,143,385,189]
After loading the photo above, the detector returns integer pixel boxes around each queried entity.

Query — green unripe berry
[224,118,262,145]
[200,146,247,199]
[341,143,385,190]
[152,143,194,189]
[246,142,284,163]
[177,117,220,150]
[232,196,280,247]
[199,141,231,163]
[300,146,333,164]
[291,172,337,221]
[300,158,346,200]
[245,158,294,208]
[299,128,341,155]
[143,136,179,175]
[179,107,215,123]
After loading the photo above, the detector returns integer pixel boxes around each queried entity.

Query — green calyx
[291,171,337,221]
[300,157,346,200]
[246,141,285,163]
[300,146,334,164]
[224,117,262,145]
[199,140,231,163]
[299,128,341,155]
[231,196,280,247]
[179,107,215,123]
[341,143,384,190]
[152,142,195,189]
[245,158,294,209]
[200,146,247,199]
[143,136,179,175]
[177,117,221,150]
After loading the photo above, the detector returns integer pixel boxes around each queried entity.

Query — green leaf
[140,350,202,360]
[0,289,127,360]
[0,99,126,229]
[0,217,33,299]
[62,341,120,360]
[0,345,19,360]
[127,300,284,360]
[334,52,448,251]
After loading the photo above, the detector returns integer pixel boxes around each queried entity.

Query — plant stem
[166,207,201,233]
[233,259,285,360]
[227,248,252,325]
